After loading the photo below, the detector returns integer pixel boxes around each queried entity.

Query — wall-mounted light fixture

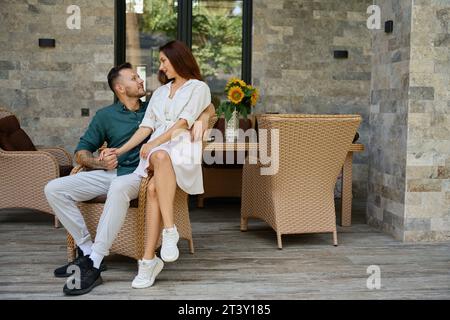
[385,20,394,33]
[38,38,56,48]
[81,108,90,117]
[333,50,348,59]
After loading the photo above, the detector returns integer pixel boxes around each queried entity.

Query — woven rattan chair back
[240,114,361,248]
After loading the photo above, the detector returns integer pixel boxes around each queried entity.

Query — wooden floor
[1,198,449,300]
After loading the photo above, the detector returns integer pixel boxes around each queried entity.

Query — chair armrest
[70,165,85,175]
[208,115,218,130]
[37,147,73,166]
[204,115,218,143]
[0,149,59,176]
[0,149,60,196]
[137,175,150,209]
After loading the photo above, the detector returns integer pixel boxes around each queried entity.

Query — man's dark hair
[107,62,133,93]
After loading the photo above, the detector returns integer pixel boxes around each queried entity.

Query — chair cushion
[83,195,139,208]
[0,115,36,151]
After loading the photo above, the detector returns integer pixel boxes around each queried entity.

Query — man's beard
[126,87,146,98]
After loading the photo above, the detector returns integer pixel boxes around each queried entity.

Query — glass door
[122,0,249,103]
[125,0,178,97]
[191,0,243,103]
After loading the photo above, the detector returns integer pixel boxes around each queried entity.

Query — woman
[102,40,211,288]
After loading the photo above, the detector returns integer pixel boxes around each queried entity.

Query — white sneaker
[131,258,164,289]
[160,226,180,262]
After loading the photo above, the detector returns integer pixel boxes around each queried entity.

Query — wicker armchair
[240,114,361,249]
[67,115,218,261]
[0,108,73,228]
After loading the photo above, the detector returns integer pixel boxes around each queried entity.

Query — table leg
[341,152,353,226]
[197,195,204,208]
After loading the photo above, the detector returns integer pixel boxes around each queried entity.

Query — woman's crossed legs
[132,150,180,289]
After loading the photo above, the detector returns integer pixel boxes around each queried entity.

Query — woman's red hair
[158,40,203,84]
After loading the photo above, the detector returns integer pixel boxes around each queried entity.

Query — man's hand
[75,150,118,170]
[100,153,118,170]
[99,148,118,161]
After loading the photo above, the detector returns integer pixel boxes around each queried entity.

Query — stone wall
[404,0,450,241]
[252,0,373,198]
[368,0,450,242]
[367,0,411,240]
[0,0,115,154]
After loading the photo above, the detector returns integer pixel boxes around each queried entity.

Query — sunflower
[226,77,239,86]
[250,88,259,106]
[226,77,246,89]
[228,86,244,104]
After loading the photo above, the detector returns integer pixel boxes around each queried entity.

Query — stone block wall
[0,0,115,153]
[404,0,450,241]
[368,0,450,242]
[252,0,373,198]
[367,0,411,240]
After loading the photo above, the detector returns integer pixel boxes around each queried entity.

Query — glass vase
[225,110,239,142]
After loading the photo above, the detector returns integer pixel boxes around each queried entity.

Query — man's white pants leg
[91,173,142,257]
[44,170,117,246]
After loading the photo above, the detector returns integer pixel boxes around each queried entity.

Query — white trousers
[44,170,142,256]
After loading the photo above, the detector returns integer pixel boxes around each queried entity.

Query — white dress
[133,79,211,195]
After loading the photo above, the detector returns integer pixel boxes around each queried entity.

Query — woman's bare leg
[150,151,177,228]
[142,176,162,260]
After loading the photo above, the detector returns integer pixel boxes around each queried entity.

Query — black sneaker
[63,257,103,296]
[54,247,107,278]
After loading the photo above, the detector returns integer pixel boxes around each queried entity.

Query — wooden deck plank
[1,200,449,300]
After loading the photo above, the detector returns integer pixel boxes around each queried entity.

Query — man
[45,63,214,295]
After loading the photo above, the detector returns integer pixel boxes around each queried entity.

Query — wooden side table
[198,142,258,208]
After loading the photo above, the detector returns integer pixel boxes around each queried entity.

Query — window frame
[115,0,252,83]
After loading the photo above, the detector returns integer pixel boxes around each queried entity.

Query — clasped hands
[99,120,207,164]
[99,140,157,164]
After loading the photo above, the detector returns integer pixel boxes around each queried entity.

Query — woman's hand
[191,120,206,142]
[140,141,157,159]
